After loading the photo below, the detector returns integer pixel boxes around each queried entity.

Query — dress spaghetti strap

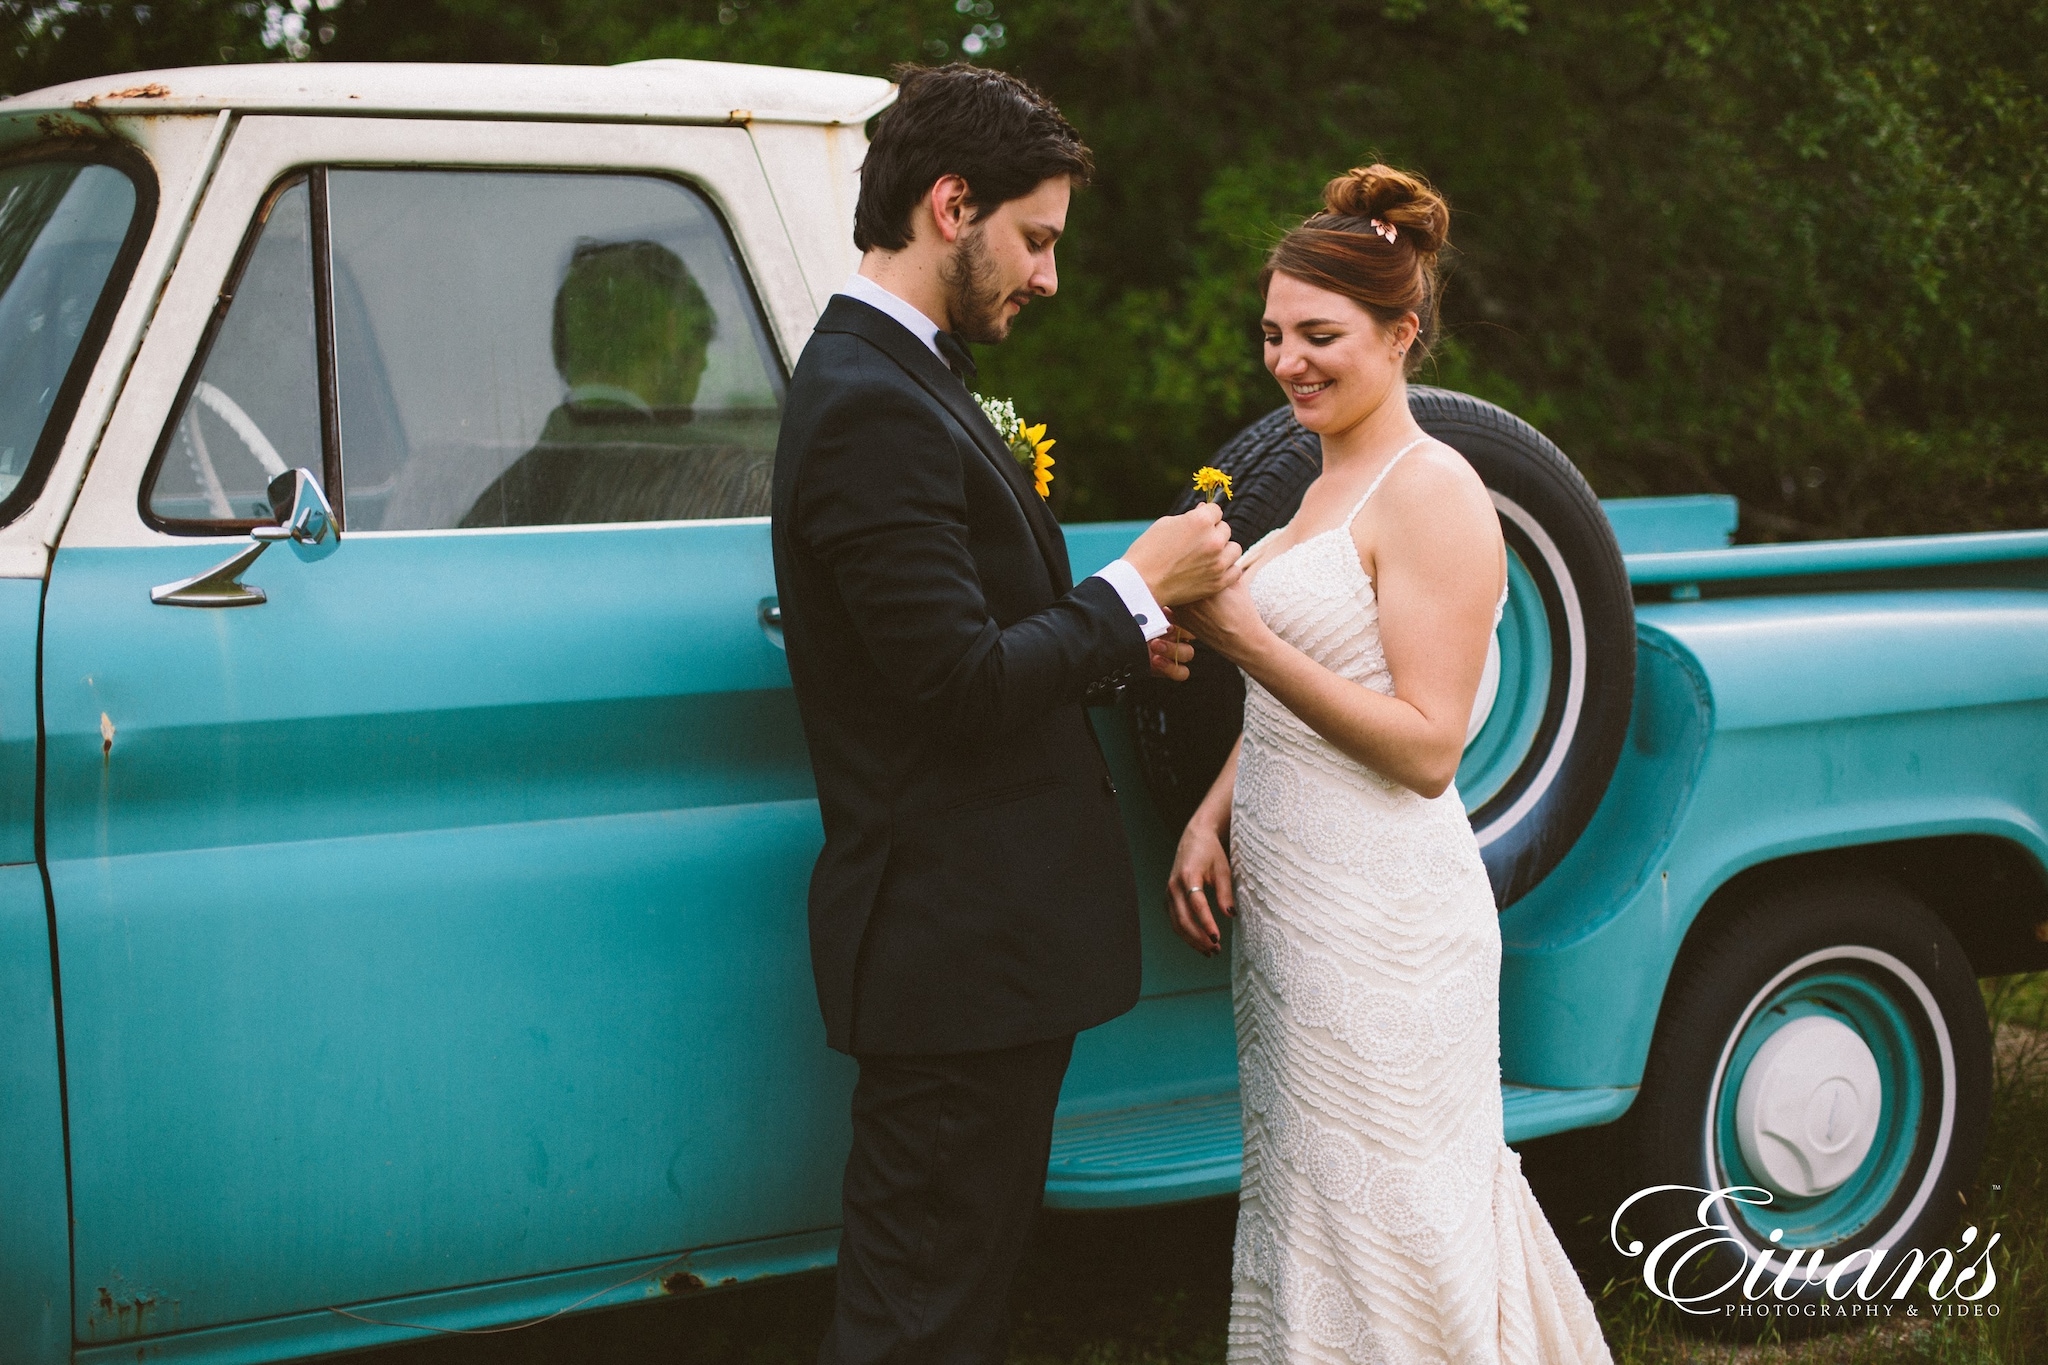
[1344,435,1431,527]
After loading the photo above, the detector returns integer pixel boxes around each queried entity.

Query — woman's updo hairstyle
[1261,164,1451,374]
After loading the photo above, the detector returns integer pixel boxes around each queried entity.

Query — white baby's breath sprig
[975,394,1022,444]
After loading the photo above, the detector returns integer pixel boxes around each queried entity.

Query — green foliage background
[9,0,2046,536]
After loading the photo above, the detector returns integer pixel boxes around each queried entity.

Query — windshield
[0,160,142,511]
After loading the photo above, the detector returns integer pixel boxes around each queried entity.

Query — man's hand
[1122,503,1242,607]
[1147,625,1195,681]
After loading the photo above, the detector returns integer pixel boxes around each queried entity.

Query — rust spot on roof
[76,83,171,108]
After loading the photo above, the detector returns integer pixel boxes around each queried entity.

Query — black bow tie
[935,330,978,385]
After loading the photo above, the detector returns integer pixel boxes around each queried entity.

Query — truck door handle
[151,468,338,608]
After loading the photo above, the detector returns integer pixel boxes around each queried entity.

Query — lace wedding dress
[1227,440,1611,1365]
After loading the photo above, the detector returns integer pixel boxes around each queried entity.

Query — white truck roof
[0,59,896,127]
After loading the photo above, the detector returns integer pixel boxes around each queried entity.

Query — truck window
[147,176,324,527]
[0,157,148,525]
[147,168,786,533]
[330,170,785,530]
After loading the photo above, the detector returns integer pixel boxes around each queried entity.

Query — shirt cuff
[1090,558,1170,642]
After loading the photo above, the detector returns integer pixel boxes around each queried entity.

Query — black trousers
[818,1033,1076,1365]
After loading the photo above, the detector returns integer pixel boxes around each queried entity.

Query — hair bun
[1319,164,1449,257]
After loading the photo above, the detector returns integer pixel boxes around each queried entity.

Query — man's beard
[940,224,1014,344]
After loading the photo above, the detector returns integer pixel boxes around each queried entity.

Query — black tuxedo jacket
[771,296,1149,1056]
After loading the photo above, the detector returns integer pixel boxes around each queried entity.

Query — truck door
[0,145,157,1363]
[42,115,851,1340]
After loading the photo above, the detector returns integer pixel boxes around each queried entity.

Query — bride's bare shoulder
[1379,437,1496,531]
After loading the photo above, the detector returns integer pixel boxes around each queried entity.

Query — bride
[1168,165,1612,1365]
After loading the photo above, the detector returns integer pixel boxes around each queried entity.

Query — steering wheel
[184,381,290,519]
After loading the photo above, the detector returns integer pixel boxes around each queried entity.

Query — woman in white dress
[1167,165,1612,1365]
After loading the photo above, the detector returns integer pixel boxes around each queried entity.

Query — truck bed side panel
[1500,589,2048,1090]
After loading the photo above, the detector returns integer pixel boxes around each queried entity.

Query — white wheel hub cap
[1734,1015,1883,1198]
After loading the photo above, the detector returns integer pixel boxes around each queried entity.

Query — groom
[771,62,1240,1365]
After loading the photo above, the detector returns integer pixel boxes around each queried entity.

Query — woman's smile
[1289,379,1333,397]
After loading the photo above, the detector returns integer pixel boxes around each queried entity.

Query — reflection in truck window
[458,236,772,526]
[0,161,140,510]
[326,169,786,531]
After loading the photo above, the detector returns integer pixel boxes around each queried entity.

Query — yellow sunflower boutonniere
[975,394,1057,499]
[1192,466,1233,504]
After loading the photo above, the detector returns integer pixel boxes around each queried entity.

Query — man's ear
[925,174,974,245]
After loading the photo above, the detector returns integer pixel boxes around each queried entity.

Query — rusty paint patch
[89,1278,179,1338]
[34,113,93,139]
[657,1269,739,1295]
[101,712,115,762]
[75,83,171,109]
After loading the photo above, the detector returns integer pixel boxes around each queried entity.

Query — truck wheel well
[1687,835,2048,979]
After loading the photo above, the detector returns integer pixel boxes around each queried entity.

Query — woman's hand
[1167,817,1234,956]
[1183,445,1502,800]
[1172,580,1268,668]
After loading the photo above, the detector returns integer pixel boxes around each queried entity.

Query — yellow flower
[982,396,1059,499]
[1192,466,1233,503]
[1022,423,1056,498]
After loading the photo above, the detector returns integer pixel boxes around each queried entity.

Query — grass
[339,973,2047,1365]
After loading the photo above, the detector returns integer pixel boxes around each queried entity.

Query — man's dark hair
[853,63,1093,253]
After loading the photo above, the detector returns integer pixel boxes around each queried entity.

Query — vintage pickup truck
[2,59,2044,1363]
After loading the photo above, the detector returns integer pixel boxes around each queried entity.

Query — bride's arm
[1178,453,1502,798]
[1166,734,1241,956]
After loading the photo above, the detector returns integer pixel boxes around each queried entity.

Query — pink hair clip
[1370,218,1398,244]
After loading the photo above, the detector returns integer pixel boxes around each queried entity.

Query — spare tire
[1127,387,1635,908]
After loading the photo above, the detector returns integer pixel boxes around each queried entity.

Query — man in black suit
[771,63,1242,1365]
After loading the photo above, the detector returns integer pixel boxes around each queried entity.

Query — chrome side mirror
[252,467,336,550]
[150,467,340,608]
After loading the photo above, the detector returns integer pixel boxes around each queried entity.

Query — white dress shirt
[837,271,945,362]
[831,275,1169,643]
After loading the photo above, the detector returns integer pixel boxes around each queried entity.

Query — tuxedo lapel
[816,297,1072,594]
[920,374,1076,596]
